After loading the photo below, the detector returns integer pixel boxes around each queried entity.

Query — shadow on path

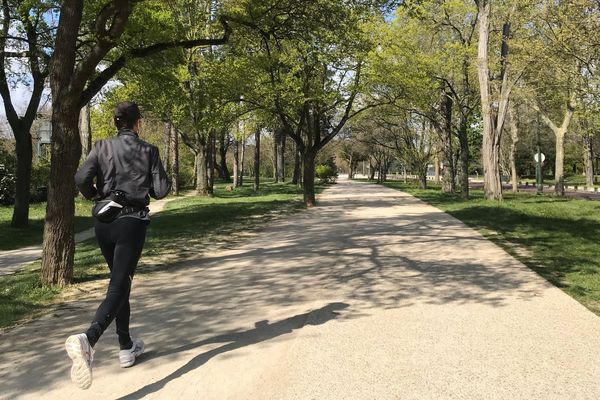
[117,302,348,400]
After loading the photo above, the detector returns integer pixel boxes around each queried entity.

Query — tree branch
[80,17,231,107]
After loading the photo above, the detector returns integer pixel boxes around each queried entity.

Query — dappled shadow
[0,179,550,398]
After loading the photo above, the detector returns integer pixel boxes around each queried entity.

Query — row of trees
[1,0,392,285]
[1,0,599,285]
[338,0,599,200]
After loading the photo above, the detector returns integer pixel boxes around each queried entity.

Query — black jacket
[75,129,171,208]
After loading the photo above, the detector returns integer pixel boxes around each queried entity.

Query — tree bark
[275,127,286,183]
[41,106,80,285]
[254,129,261,191]
[584,133,594,187]
[239,136,245,187]
[419,168,428,189]
[292,145,301,185]
[434,152,440,183]
[476,1,505,200]
[457,118,470,199]
[11,127,33,227]
[441,90,454,193]
[508,106,519,193]
[79,104,92,160]
[195,147,209,196]
[170,124,179,195]
[555,132,566,195]
[207,129,215,195]
[163,121,172,174]
[218,131,231,182]
[303,150,317,206]
[233,138,241,187]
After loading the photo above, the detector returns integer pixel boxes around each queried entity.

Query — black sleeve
[74,142,99,199]
[149,146,171,199]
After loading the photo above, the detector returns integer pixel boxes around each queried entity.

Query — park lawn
[0,181,312,330]
[0,199,94,251]
[381,180,600,316]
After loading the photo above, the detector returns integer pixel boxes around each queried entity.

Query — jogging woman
[66,101,171,389]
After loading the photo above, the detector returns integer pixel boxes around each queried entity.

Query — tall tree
[228,0,383,206]
[41,0,230,285]
[0,0,55,227]
[474,0,521,200]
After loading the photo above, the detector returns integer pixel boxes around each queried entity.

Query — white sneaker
[65,333,94,390]
[119,338,144,368]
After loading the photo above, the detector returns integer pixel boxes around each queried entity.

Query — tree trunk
[292,145,301,185]
[457,119,470,199]
[584,133,594,187]
[79,104,92,160]
[254,129,260,191]
[303,150,317,206]
[537,100,575,196]
[11,127,33,227]
[275,127,286,183]
[170,124,179,195]
[434,152,440,183]
[419,168,428,189]
[195,147,209,196]
[163,122,172,174]
[476,0,503,200]
[442,90,454,193]
[41,107,81,285]
[508,107,519,193]
[239,136,245,187]
[369,160,376,181]
[219,131,231,182]
[207,130,215,196]
[555,131,566,196]
[233,138,240,187]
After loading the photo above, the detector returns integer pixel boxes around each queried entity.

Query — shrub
[316,164,338,184]
[30,159,50,203]
[0,148,16,205]
[0,163,16,205]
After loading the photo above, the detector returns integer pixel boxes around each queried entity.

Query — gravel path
[1,179,598,399]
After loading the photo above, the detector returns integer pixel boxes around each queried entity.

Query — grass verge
[0,199,94,251]
[379,180,600,316]
[0,181,316,330]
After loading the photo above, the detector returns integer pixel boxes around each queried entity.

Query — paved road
[1,180,599,399]
[0,196,182,275]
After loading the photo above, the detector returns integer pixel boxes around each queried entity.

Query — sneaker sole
[65,336,92,389]
[120,341,144,368]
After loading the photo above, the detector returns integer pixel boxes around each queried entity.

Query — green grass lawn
[380,180,600,315]
[0,199,94,251]
[0,181,313,329]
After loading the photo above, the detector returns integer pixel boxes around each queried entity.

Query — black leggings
[86,217,148,350]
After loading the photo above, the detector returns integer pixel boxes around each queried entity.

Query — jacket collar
[118,128,139,138]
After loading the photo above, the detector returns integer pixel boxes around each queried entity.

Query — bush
[316,164,338,184]
[30,159,50,203]
[0,163,16,205]
[0,148,16,205]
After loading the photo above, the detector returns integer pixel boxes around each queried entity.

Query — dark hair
[113,101,142,130]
